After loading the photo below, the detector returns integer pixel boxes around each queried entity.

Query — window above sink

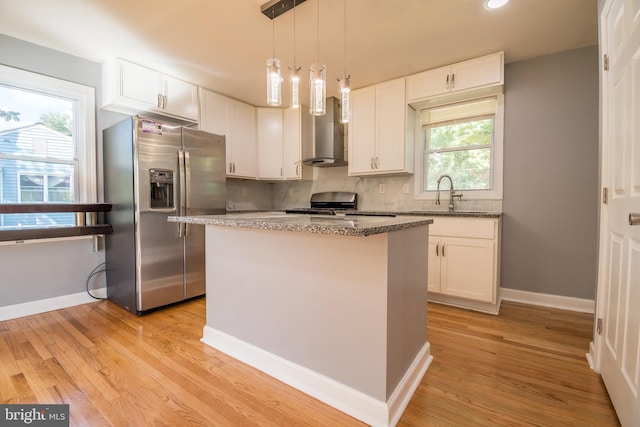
[414,95,504,201]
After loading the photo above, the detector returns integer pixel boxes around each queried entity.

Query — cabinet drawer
[429,217,496,239]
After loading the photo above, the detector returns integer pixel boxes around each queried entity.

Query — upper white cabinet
[406,52,504,103]
[102,58,198,122]
[257,108,284,179]
[257,107,309,180]
[199,88,257,179]
[348,78,414,176]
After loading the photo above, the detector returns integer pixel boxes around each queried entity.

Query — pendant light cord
[293,0,296,67]
[272,10,275,60]
[343,0,347,75]
[316,0,320,64]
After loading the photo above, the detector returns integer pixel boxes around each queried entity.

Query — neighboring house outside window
[0,64,96,228]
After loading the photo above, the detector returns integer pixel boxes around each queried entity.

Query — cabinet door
[229,100,257,178]
[427,239,441,293]
[450,53,503,93]
[199,89,232,171]
[375,78,406,172]
[120,60,162,107]
[405,65,450,102]
[348,86,376,175]
[440,237,495,302]
[283,108,301,179]
[162,76,198,121]
[199,89,229,136]
[257,108,284,179]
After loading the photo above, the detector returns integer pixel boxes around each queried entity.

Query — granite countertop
[168,212,433,237]
[226,210,502,218]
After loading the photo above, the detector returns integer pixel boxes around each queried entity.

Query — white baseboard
[500,288,595,314]
[202,326,432,427]
[0,288,106,322]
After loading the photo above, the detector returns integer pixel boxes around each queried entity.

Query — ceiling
[0,0,598,108]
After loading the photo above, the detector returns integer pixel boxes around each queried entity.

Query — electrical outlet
[241,187,247,197]
[378,184,385,194]
[402,183,410,194]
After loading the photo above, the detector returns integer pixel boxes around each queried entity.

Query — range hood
[301,97,347,167]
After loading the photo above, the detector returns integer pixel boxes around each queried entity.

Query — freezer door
[135,118,186,311]
[182,128,226,298]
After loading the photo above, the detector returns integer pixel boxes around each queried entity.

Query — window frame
[0,64,96,203]
[413,94,504,201]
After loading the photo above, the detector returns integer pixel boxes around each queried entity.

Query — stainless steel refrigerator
[103,116,226,314]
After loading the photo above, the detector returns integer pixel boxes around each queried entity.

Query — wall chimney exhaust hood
[302,96,347,167]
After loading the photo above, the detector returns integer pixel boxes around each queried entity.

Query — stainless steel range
[286,192,395,217]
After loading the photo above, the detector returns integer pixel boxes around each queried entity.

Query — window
[0,64,96,228]
[415,96,504,200]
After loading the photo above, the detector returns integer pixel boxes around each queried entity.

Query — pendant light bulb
[339,75,350,123]
[266,58,282,106]
[290,67,301,109]
[309,63,326,115]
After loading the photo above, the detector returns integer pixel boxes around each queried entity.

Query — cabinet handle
[233,162,236,174]
[296,164,299,175]
[445,74,450,90]
[280,167,283,177]
[451,73,455,89]
[229,162,233,173]
[370,157,375,170]
[436,243,439,257]
[163,95,167,109]
[375,156,379,169]
[157,94,163,108]
[442,243,446,257]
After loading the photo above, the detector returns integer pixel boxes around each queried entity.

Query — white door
[597,0,640,425]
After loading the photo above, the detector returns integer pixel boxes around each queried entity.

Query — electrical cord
[86,262,107,300]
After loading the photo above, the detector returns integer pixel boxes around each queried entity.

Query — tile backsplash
[227,167,502,213]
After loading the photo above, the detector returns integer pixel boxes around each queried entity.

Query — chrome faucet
[436,174,463,212]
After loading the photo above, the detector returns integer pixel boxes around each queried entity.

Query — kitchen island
[169,212,433,427]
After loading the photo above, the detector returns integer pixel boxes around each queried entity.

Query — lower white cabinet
[427,217,500,309]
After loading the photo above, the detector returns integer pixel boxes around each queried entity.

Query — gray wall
[0,34,126,307]
[502,46,599,300]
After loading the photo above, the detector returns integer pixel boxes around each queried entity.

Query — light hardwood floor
[0,298,619,426]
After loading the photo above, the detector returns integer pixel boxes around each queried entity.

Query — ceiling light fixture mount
[261,0,308,20]
[485,0,509,9]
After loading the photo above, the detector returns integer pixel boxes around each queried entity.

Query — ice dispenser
[149,168,174,209]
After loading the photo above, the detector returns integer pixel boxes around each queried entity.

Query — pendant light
[309,0,326,116]
[339,0,350,123]
[289,0,301,108]
[266,10,282,106]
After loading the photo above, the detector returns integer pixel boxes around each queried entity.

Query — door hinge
[597,318,603,335]
[604,54,609,71]
[603,187,609,204]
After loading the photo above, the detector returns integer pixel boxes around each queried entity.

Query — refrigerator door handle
[184,150,191,237]
[178,149,186,237]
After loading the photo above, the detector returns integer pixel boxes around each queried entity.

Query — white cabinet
[406,52,504,103]
[257,107,308,180]
[427,217,501,310]
[102,58,198,121]
[199,88,257,178]
[348,78,414,176]
[257,108,284,179]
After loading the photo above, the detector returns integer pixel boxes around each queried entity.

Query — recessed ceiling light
[485,0,509,9]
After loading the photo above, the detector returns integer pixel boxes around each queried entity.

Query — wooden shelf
[0,224,113,242]
[0,203,113,241]
[0,203,112,214]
